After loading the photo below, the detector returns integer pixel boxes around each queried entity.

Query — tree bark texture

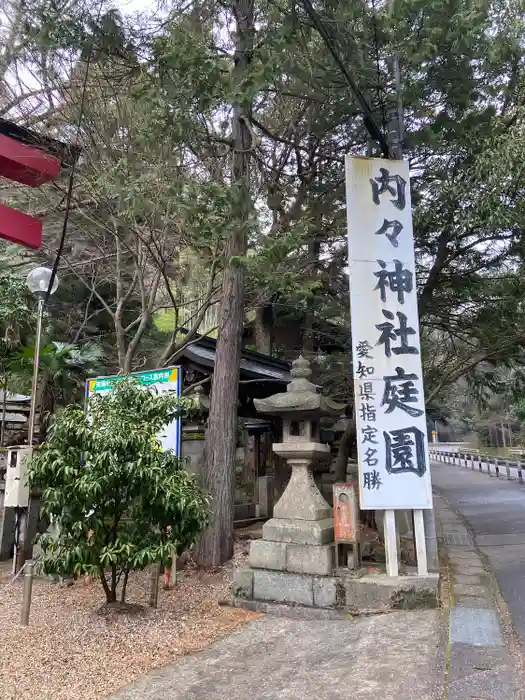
[197,0,254,567]
[255,304,273,355]
[302,239,320,357]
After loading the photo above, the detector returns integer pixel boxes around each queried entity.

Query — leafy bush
[28,378,209,603]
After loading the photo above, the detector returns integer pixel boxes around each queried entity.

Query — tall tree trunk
[302,239,320,356]
[255,304,273,355]
[197,0,254,567]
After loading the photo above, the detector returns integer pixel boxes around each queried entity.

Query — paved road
[432,460,525,647]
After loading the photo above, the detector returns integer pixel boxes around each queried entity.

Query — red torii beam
[0,119,78,249]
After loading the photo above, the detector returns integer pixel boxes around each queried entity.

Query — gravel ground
[0,542,257,700]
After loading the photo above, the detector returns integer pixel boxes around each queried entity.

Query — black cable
[298,0,391,158]
[43,6,103,306]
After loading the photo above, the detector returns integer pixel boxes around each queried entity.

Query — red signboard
[333,482,359,542]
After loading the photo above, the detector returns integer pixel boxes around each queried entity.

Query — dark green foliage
[8,341,103,438]
[28,379,209,603]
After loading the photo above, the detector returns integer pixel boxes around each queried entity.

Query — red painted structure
[0,204,44,249]
[0,133,61,187]
[0,119,76,249]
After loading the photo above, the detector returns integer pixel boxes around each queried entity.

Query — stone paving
[434,491,524,699]
[108,610,443,700]
[107,488,523,700]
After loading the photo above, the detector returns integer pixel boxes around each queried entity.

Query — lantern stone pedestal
[231,357,440,612]
[233,356,346,606]
[250,443,335,578]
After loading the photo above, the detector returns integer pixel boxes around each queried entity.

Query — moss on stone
[390,587,438,610]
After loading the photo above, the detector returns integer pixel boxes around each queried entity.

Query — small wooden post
[20,560,33,626]
[170,554,177,587]
[149,563,161,608]
[384,509,398,577]
[413,510,428,576]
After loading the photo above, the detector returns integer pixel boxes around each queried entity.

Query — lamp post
[26,267,58,446]
[13,268,58,574]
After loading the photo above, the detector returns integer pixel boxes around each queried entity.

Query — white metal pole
[28,296,44,447]
[20,560,34,626]
[423,507,438,571]
[15,296,43,575]
[384,509,398,577]
[414,509,428,576]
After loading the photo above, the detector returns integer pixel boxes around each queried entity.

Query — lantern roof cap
[254,355,346,417]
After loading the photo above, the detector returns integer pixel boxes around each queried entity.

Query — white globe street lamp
[26,266,59,297]
[26,267,59,446]
[13,268,60,575]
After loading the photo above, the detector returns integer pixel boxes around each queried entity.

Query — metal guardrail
[429,449,525,484]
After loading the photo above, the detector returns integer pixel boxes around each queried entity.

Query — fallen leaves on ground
[0,542,257,700]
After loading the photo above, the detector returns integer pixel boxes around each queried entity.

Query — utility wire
[298,0,391,158]
[43,6,103,306]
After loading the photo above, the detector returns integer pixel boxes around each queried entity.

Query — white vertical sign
[346,155,432,510]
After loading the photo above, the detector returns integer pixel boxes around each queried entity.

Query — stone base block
[249,539,333,576]
[313,576,339,607]
[233,566,339,608]
[342,573,439,611]
[249,540,287,571]
[232,598,346,619]
[262,517,334,545]
[253,569,314,606]
[232,567,439,612]
[286,543,333,576]
[232,568,254,599]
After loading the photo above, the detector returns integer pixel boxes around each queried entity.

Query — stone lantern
[247,355,346,589]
